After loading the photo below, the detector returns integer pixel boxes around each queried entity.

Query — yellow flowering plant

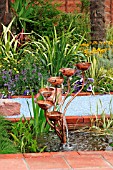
[79,40,113,93]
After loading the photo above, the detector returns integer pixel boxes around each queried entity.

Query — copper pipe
[60,77,71,112]
[45,110,66,143]
[63,71,85,116]
[54,86,57,111]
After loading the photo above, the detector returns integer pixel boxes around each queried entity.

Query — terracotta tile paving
[102,156,113,167]
[64,155,110,169]
[0,153,23,159]
[0,151,113,170]
[25,156,71,169]
[0,158,27,170]
[51,151,80,157]
[75,168,113,170]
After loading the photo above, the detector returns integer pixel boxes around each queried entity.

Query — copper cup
[46,111,62,121]
[48,77,64,86]
[75,62,91,71]
[37,100,54,110]
[59,68,76,77]
[39,87,54,98]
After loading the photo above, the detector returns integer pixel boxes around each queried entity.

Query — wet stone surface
[37,131,113,152]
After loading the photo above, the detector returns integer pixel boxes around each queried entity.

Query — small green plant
[90,99,113,133]
[0,18,19,70]
[0,116,18,154]
[11,94,50,153]
[11,0,36,32]
[11,117,44,153]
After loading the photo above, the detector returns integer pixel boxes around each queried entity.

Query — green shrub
[56,12,90,42]
[11,0,61,35]
[79,40,113,93]
[0,21,47,95]
[0,116,18,154]
[11,94,50,153]
[35,26,85,76]
[10,0,90,41]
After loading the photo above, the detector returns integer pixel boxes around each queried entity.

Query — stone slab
[0,99,21,116]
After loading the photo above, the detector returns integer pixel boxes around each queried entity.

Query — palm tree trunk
[0,0,6,34]
[0,0,11,35]
[90,0,106,42]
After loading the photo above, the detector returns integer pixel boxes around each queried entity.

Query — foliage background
[0,0,113,95]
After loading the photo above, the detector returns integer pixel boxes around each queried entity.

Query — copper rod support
[63,71,85,116]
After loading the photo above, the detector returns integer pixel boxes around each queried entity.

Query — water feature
[36,63,92,143]
[4,96,113,151]
[3,62,113,151]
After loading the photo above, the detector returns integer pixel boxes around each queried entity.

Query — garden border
[7,91,113,129]
[4,92,113,130]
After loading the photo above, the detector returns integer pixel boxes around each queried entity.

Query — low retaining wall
[7,114,110,130]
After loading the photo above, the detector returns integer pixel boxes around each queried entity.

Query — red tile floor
[0,151,113,170]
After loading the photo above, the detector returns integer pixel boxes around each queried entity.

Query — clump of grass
[90,99,113,134]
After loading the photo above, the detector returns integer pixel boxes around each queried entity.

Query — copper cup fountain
[36,62,91,144]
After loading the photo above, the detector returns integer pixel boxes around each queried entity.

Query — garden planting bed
[6,115,113,152]
[3,92,113,152]
[6,92,113,118]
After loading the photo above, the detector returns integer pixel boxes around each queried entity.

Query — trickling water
[61,143,77,151]
[63,116,69,144]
